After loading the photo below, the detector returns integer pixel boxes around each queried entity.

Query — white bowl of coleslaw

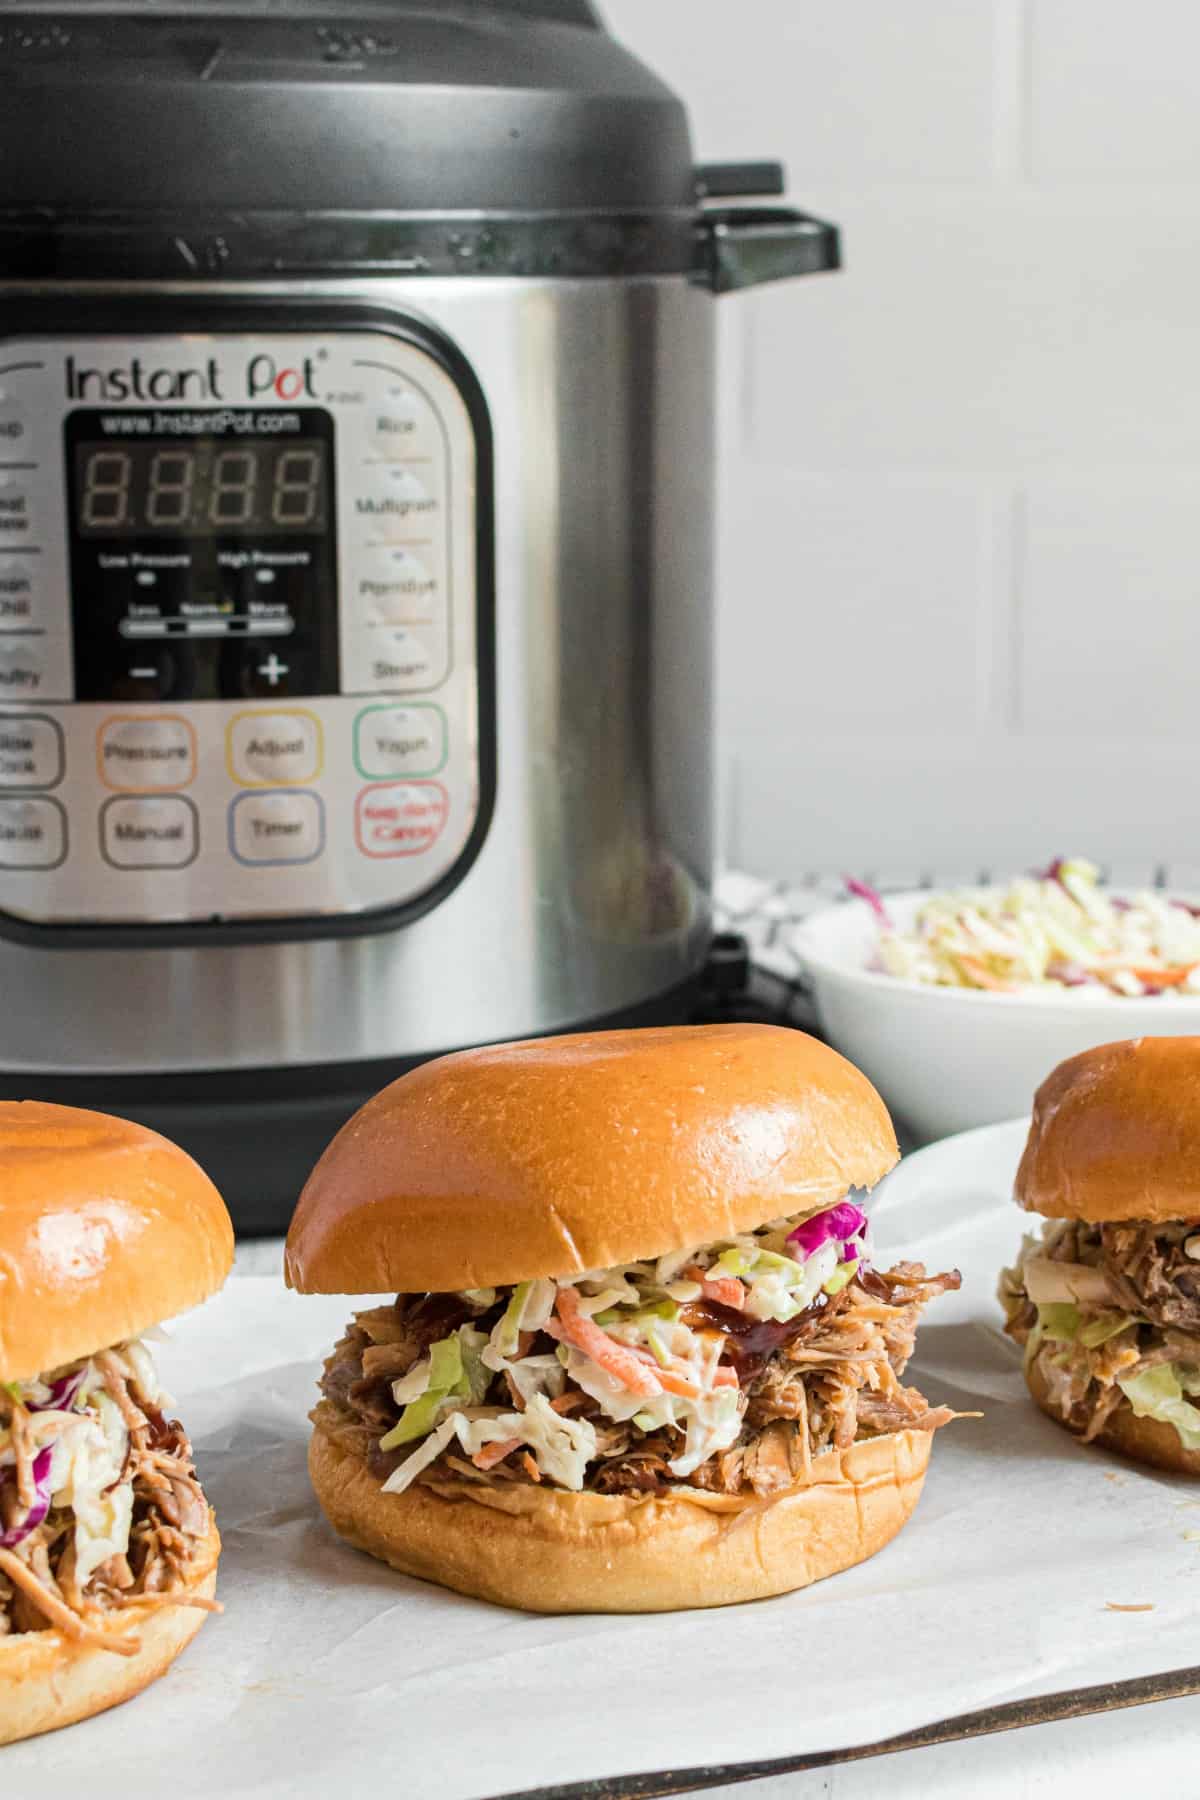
[792,863,1200,1144]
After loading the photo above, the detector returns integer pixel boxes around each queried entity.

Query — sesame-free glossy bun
[0,1101,233,1382]
[308,1425,929,1612]
[0,1520,220,1745]
[285,1024,899,1295]
[1026,1346,1200,1475]
[1016,1036,1200,1225]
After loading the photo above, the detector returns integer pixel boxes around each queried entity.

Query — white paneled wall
[600,0,1200,880]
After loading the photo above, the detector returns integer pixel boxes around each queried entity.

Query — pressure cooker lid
[0,0,696,215]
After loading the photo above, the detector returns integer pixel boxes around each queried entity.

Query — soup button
[355,781,448,858]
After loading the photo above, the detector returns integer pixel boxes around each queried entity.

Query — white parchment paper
[19,1119,1200,1799]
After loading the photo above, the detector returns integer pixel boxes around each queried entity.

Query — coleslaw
[858,858,1200,997]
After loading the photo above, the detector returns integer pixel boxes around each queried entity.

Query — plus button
[258,653,289,688]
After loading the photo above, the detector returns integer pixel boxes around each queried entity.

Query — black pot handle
[695,206,842,294]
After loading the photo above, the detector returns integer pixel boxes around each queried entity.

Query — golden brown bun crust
[286,1024,899,1294]
[1016,1036,1200,1224]
[0,1518,220,1746]
[1026,1348,1200,1475]
[0,1101,233,1381]
[308,1424,929,1612]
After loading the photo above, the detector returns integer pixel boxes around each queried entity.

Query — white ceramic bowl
[793,889,1200,1144]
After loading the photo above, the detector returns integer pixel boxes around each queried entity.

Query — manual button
[0,714,63,790]
[0,796,66,869]
[228,711,322,787]
[229,790,324,866]
[101,796,198,870]
[98,716,195,792]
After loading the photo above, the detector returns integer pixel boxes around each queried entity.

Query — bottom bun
[309,1426,931,1613]
[0,1518,220,1747]
[1026,1351,1200,1476]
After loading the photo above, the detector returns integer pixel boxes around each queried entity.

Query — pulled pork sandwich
[1001,1036,1200,1473]
[286,1023,960,1612]
[0,1101,233,1745]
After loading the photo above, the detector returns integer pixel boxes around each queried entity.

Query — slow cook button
[227,711,322,787]
[101,796,198,870]
[98,715,195,791]
[355,781,448,858]
[229,790,325,866]
[0,714,63,789]
[0,796,66,869]
[353,548,441,624]
[354,703,447,778]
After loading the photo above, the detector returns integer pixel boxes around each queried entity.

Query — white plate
[794,891,1200,1142]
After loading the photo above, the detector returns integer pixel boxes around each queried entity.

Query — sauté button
[98,716,195,791]
[355,781,448,858]
[229,790,324,866]
[101,796,198,870]
[0,796,66,868]
[354,704,446,778]
[227,711,322,787]
[0,714,63,790]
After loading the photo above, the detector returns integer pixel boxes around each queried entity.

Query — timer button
[0,795,66,869]
[228,711,323,787]
[101,795,198,870]
[229,790,325,866]
[0,714,64,790]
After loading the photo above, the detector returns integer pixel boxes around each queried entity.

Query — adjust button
[0,714,63,790]
[98,716,195,792]
[101,796,198,870]
[0,796,65,869]
[229,790,324,866]
[354,704,446,779]
[227,711,322,787]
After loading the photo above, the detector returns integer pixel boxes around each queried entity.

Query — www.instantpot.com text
[98,410,304,436]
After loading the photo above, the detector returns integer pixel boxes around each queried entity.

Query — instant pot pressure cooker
[0,0,837,1228]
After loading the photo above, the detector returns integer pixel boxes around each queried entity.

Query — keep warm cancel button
[355,781,448,858]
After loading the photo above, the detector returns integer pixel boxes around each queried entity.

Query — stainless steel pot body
[0,274,715,1074]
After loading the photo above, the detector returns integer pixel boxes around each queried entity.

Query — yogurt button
[354,704,446,778]
[0,715,63,789]
[0,796,65,868]
[98,716,195,790]
[228,711,322,786]
[229,790,324,865]
[101,796,198,869]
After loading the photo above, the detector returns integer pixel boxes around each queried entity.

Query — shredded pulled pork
[0,1350,218,1654]
[315,1260,961,1500]
[1000,1216,1200,1440]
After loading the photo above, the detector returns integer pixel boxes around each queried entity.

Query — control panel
[0,320,488,931]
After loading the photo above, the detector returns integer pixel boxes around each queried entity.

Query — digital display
[73,437,330,537]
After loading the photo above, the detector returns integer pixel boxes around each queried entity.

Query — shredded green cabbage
[1118,1365,1200,1451]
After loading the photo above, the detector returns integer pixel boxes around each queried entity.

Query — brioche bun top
[285,1023,899,1294]
[1016,1036,1200,1223]
[0,1101,233,1381]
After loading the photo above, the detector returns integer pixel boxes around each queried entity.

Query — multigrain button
[0,714,63,790]
[354,703,446,778]
[101,796,198,870]
[228,711,322,786]
[355,781,448,858]
[98,716,195,791]
[229,790,324,866]
[352,466,441,541]
[0,796,65,869]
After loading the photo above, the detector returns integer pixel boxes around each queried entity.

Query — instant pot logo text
[64,353,319,403]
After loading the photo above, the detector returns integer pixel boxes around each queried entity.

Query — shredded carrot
[684,1266,746,1310]
[713,1366,739,1389]
[551,1288,663,1398]
[521,1451,541,1483]
[956,955,1014,992]
[1118,964,1196,988]
[472,1437,521,1471]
